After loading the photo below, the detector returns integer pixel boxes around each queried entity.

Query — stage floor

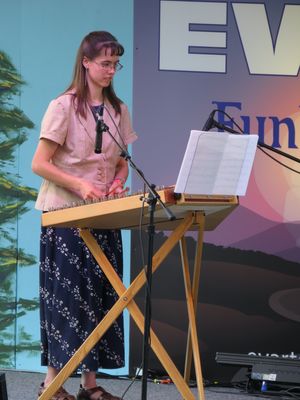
[1,369,273,400]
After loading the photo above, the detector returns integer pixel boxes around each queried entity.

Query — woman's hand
[78,180,104,200]
[107,178,129,196]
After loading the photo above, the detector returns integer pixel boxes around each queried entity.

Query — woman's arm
[32,138,103,200]
[108,157,129,195]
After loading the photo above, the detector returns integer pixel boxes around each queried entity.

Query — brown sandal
[38,382,76,400]
[77,385,122,400]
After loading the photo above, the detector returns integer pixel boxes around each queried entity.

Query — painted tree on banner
[0,51,39,367]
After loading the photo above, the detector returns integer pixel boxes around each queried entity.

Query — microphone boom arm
[205,113,300,164]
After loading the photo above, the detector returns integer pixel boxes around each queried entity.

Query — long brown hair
[65,31,124,118]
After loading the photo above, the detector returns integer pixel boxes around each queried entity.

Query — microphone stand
[257,141,300,164]
[98,120,175,400]
[206,119,300,164]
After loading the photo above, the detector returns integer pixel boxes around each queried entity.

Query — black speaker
[0,374,8,400]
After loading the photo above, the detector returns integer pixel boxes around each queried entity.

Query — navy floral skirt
[39,226,124,371]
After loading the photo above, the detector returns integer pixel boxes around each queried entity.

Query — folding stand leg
[183,213,205,384]
[39,213,197,400]
[180,232,205,400]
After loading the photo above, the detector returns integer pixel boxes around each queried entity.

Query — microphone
[212,120,240,134]
[95,105,104,154]
[202,109,240,134]
[202,109,217,131]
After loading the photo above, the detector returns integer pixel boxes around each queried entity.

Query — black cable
[103,104,128,151]
[120,364,143,399]
[94,103,145,398]
[118,184,153,399]
[215,109,300,175]
[206,379,300,399]
[257,145,300,174]
[139,186,153,351]
[217,109,244,133]
[138,184,147,268]
[206,386,298,399]
[284,386,300,399]
[140,183,153,362]
[107,187,150,399]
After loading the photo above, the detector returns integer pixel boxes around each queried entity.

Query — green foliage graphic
[0,51,39,368]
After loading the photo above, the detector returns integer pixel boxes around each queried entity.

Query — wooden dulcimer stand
[39,187,238,400]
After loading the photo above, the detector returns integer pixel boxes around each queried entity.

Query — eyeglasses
[92,60,123,72]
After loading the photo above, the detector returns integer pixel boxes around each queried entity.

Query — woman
[32,31,137,400]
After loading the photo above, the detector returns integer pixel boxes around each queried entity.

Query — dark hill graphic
[202,243,300,276]
[277,246,300,263]
[230,223,300,262]
[204,205,300,263]
[204,205,277,246]
[130,230,300,380]
[131,231,300,309]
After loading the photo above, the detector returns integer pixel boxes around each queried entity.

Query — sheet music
[174,130,258,196]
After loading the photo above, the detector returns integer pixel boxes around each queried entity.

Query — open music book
[174,130,258,196]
